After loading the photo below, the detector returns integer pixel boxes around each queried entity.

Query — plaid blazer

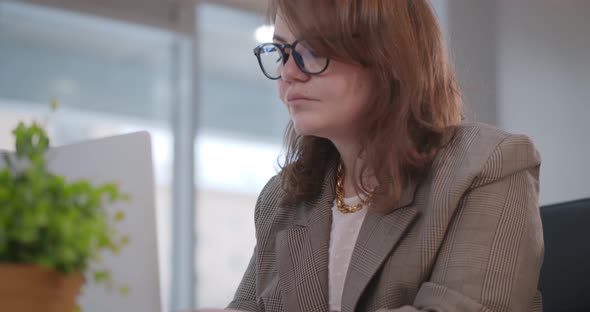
[228,122,544,312]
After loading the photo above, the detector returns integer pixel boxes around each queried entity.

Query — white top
[328,196,368,312]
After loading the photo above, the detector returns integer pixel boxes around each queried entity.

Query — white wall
[496,0,590,205]
[440,0,589,205]
[447,0,499,125]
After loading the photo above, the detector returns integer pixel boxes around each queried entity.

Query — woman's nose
[280,52,309,82]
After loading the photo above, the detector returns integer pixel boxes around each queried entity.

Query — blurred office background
[0,0,587,311]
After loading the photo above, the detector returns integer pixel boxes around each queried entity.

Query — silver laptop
[1,131,162,312]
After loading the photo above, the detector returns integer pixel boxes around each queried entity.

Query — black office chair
[539,197,590,312]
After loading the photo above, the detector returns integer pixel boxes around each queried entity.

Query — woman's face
[274,14,373,143]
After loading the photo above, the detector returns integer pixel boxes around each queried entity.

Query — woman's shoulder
[452,121,530,148]
[253,174,285,222]
[434,121,541,184]
[449,121,539,158]
[258,174,283,202]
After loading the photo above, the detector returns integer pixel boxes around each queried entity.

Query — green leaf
[120,235,130,246]
[1,116,131,297]
[119,285,130,296]
[50,98,59,111]
[93,270,110,283]
[114,211,125,222]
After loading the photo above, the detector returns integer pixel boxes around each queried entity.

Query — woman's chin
[292,120,322,137]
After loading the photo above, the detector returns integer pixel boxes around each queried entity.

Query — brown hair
[270,0,463,209]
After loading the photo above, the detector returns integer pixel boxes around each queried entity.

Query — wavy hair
[270,0,463,209]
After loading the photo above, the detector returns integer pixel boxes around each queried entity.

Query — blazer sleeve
[226,248,258,311]
[381,134,544,312]
[226,176,277,311]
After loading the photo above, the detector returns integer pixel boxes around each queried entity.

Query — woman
[221,0,543,311]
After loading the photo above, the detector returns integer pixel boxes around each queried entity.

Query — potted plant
[0,118,129,312]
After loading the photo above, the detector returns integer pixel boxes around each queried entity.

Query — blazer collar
[340,203,420,312]
[277,160,421,312]
[292,161,338,226]
[275,161,337,311]
[292,162,419,226]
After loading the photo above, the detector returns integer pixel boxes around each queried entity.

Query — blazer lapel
[276,163,337,312]
[340,182,421,312]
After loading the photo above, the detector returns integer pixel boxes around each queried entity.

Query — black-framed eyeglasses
[253,40,330,80]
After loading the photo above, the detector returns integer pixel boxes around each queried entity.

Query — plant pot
[0,263,84,312]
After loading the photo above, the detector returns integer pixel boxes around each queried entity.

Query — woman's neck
[332,139,377,198]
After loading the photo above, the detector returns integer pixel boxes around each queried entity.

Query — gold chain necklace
[335,163,374,214]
